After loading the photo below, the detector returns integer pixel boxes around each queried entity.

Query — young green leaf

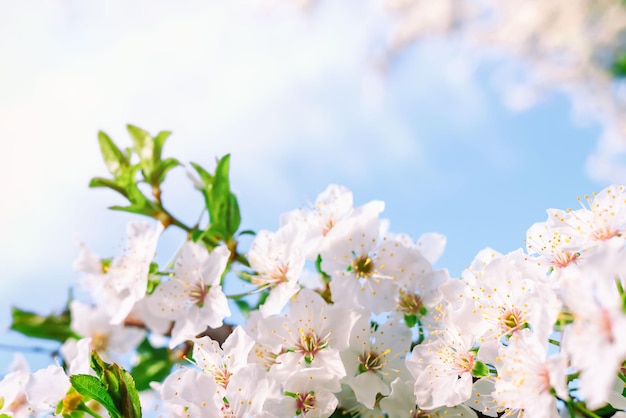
[88,351,142,418]
[88,177,128,197]
[612,52,626,77]
[235,299,251,319]
[471,360,490,378]
[70,374,121,418]
[97,131,129,178]
[152,157,181,186]
[10,307,78,343]
[127,125,153,166]
[152,130,172,163]
[119,365,142,418]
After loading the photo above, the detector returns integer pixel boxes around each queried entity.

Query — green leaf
[471,360,490,378]
[127,125,178,188]
[89,350,107,378]
[10,307,77,343]
[593,404,618,416]
[109,202,156,217]
[152,131,172,162]
[203,223,228,244]
[131,338,174,391]
[612,52,626,77]
[190,228,206,243]
[210,156,241,234]
[88,177,128,197]
[97,131,129,178]
[190,162,214,187]
[88,351,142,418]
[127,125,153,165]
[404,314,418,328]
[153,157,181,185]
[102,369,121,403]
[70,374,121,418]
[235,299,251,319]
[191,156,242,241]
[118,367,142,418]
[225,193,241,236]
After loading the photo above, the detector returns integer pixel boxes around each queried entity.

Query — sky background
[0,0,605,370]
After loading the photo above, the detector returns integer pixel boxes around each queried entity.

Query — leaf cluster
[69,351,142,418]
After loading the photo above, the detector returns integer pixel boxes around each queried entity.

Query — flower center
[322,219,335,236]
[269,264,289,284]
[295,329,328,364]
[189,281,208,307]
[537,364,551,393]
[500,308,525,334]
[61,392,84,414]
[352,254,374,278]
[213,366,232,388]
[91,332,109,352]
[251,263,289,288]
[357,349,390,374]
[295,392,316,415]
[592,226,619,241]
[551,251,579,268]
[453,351,475,375]
[397,290,424,316]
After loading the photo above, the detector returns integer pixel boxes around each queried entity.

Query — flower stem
[77,402,105,418]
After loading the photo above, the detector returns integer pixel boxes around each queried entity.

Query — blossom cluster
[2,183,626,418]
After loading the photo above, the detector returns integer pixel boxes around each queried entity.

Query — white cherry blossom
[265,368,338,418]
[247,222,306,317]
[70,300,146,362]
[380,377,478,418]
[148,243,230,348]
[493,330,567,418]
[341,314,412,408]
[406,308,482,409]
[256,289,360,385]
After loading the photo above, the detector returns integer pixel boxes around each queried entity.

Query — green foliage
[70,374,121,418]
[191,155,242,246]
[10,306,78,343]
[131,338,174,391]
[471,360,490,378]
[71,351,142,418]
[126,125,180,189]
[91,127,246,264]
[235,299,252,318]
[89,126,180,222]
[612,52,626,77]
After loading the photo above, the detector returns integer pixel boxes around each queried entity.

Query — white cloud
[0,0,492,312]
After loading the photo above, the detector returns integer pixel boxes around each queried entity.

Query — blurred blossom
[384,0,626,183]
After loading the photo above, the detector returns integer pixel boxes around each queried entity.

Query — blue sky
[0,1,605,370]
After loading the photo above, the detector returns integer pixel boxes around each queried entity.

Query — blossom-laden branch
[2,127,626,418]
